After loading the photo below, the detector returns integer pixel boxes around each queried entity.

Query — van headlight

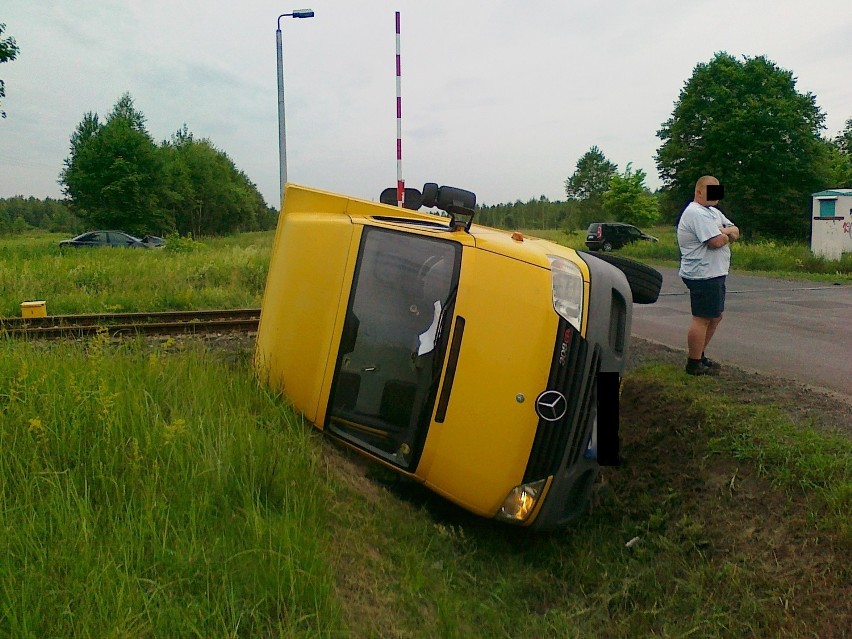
[495,479,547,523]
[547,255,584,331]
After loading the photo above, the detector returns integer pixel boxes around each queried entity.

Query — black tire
[602,241,613,252]
[580,251,662,304]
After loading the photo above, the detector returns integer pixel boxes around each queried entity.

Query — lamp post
[277,9,314,207]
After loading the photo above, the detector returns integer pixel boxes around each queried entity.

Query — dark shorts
[682,275,726,318]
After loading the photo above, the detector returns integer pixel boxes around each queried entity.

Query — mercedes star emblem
[535,390,568,422]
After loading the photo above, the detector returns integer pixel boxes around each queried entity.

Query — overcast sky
[2,0,851,208]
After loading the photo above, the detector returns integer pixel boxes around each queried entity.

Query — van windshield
[327,227,461,468]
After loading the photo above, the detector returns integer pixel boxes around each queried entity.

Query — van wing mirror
[379,187,423,210]
[436,186,476,213]
[421,182,439,208]
[377,183,477,231]
[436,186,476,231]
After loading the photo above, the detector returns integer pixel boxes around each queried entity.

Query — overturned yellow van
[255,183,661,531]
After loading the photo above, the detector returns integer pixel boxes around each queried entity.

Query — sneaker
[685,361,720,376]
[701,356,722,371]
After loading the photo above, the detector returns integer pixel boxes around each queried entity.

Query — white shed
[811,189,852,260]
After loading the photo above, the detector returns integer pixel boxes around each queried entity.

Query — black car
[59,231,165,249]
[585,223,658,252]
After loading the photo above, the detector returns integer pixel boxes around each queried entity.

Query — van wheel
[581,252,662,304]
[602,241,613,252]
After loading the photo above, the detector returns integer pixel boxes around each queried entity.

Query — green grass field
[1,231,849,636]
[0,232,272,317]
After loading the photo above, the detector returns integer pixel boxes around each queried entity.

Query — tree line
[484,53,852,241]
[59,93,277,237]
[478,150,661,233]
[477,197,578,230]
[0,196,80,236]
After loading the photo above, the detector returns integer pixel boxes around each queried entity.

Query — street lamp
[276,9,314,207]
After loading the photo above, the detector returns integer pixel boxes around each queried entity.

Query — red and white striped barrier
[395,11,404,207]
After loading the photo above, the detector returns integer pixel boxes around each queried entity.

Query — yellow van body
[255,184,632,530]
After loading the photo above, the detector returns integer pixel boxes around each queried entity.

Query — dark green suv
[585,223,658,252]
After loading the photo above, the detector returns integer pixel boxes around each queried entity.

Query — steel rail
[0,308,261,338]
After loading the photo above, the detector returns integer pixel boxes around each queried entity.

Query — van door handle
[434,316,465,423]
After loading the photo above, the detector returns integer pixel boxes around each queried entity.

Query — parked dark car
[59,231,165,249]
[585,223,658,252]
[140,235,166,247]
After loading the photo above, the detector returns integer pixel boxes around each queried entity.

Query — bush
[163,232,204,253]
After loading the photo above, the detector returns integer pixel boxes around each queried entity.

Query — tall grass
[0,335,342,636]
[0,232,274,316]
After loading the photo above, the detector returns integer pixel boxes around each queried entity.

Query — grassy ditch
[324,363,850,638]
[0,337,847,637]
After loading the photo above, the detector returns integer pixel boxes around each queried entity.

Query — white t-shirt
[677,202,734,279]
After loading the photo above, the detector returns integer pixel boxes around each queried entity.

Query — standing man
[677,175,740,376]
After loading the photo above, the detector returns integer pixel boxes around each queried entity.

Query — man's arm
[706,224,739,248]
[721,225,740,242]
[707,233,729,249]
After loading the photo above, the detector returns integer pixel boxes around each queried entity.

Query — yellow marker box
[21,301,47,318]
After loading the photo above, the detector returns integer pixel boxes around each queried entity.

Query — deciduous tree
[60,95,274,237]
[60,94,166,235]
[0,23,20,118]
[564,146,617,228]
[656,53,832,239]
[602,164,659,228]
[835,118,852,156]
[162,128,269,236]
[828,118,852,187]
[62,111,100,172]
[109,91,147,133]
[565,146,617,201]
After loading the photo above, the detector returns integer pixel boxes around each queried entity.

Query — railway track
[0,308,261,339]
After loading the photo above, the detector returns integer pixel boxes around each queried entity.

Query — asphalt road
[630,266,852,397]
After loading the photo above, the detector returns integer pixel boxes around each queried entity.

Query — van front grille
[523,322,600,482]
